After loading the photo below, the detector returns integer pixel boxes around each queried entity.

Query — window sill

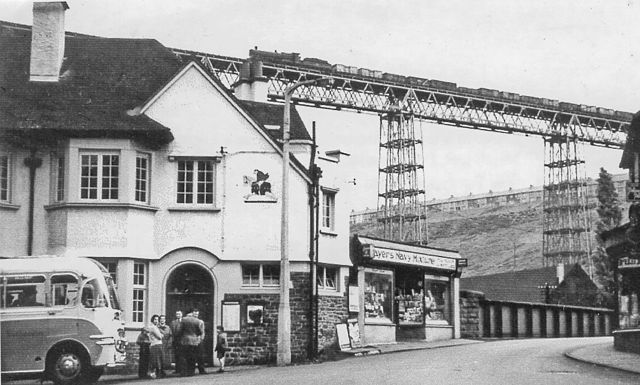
[168,206,221,212]
[364,319,395,326]
[0,202,20,211]
[240,285,280,291]
[424,322,452,328]
[44,202,160,212]
[320,229,338,237]
[318,289,342,297]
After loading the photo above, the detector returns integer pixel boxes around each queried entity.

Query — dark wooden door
[166,264,214,365]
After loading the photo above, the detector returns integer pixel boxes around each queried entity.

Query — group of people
[136,308,229,379]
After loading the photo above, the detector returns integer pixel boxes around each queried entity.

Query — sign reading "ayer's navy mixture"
[364,246,457,271]
[618,256,640,269]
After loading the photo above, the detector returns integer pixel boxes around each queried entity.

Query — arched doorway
[166,263,214,365]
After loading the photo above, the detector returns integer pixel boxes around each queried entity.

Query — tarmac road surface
[6,337,640,385]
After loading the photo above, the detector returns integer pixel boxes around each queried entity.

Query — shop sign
[618,256,640,269]
[365,246,457,271]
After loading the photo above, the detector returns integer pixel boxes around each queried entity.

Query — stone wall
[460,290,484,338]
[222,271,311,365]
[290,271,312,361]
[317,293,349,354]
[613,329,640,354]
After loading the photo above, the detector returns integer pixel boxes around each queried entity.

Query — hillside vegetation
[350,201,610,278]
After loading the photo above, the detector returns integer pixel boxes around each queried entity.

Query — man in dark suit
[193,309,207,374]
[175,308,203,376]
[170,310,183,374]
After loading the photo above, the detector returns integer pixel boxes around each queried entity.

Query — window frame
[54,154,65,202]
[79,151,120,201]
[132,261,146,323]
[0,153,11,203]
[96,259,118,285]
[317,265,338,291]
[321,187,337,231]
[241,264,280,288]
[176,159,216,206]
[135,153,151,204]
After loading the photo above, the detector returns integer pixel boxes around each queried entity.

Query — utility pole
[278,76,331,366]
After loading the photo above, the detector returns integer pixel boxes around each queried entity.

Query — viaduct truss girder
[172,48,629,148]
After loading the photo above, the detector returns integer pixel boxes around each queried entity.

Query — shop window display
[424,274,451,324]
[619,272,640,329]
[364,269,393,323]
[395,270,425,325]
[396,290,424,325]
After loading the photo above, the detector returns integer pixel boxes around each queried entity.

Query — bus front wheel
[46,345,91,385]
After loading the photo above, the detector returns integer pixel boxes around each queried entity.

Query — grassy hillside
[350,201,609,278]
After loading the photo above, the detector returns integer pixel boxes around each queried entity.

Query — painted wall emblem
[244,169,277,203]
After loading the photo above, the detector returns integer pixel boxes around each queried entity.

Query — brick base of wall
[317,294,348,357]
[222,272,312,365]
[109,271,352,373]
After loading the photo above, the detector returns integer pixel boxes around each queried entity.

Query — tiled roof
[239,100,311,142]
[0,21,182,146]
[0,21,313,165]
[461,266,562,303]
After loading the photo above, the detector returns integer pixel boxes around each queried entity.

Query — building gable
[140,62,310,180]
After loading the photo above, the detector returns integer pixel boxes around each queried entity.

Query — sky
[2,0,639,210]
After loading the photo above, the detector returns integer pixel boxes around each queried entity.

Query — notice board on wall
[348,286,359,312]
[222,302,240,332]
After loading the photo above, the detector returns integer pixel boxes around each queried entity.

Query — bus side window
[6,275,46,307]
[81,279,107,308]
[51,274,79,306]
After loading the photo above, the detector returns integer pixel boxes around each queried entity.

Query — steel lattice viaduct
[172,47,633,268]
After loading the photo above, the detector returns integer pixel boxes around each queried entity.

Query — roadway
[105,337,639,385]
[6,337,638,384]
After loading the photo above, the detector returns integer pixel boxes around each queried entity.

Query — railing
[461,291,613,339]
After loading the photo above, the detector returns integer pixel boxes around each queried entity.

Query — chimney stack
[233,58,268,102]
[30,2,69,82]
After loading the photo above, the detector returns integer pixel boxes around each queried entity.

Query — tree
[592,167,622,307]
[595,168,623,233]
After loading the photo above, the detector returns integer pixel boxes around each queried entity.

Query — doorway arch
[165,263,215,365]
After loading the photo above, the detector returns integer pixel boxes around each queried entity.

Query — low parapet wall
[613,329,640,354]
[460,290,613,339]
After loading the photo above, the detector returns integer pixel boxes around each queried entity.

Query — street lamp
[278,77,332,366]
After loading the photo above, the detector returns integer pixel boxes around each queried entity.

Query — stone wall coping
[613,328,640,335]
[481,299,613,312]
[460,289,485,297]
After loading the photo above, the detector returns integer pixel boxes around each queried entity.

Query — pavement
[564,338,640,375]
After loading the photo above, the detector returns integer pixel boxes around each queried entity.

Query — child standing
[214,326,229,372]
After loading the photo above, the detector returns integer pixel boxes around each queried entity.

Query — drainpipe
[24,150,42,255]
[313,153,320,358]
[308,123,319,359]
[220,146,227,253]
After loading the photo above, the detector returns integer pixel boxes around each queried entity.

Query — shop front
[618,255,640,330]
[601,222,640,354]
[350,235,465,344]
